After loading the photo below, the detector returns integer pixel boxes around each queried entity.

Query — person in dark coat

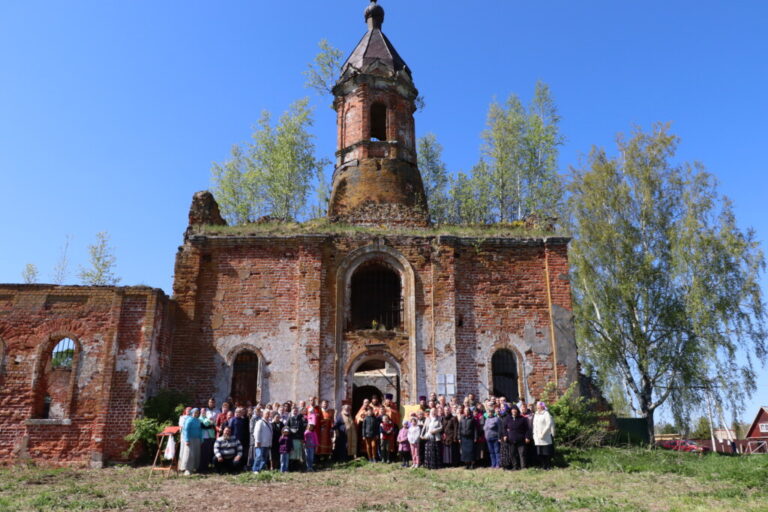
[502,405,532,469]
[442,407,459,466]
[498,405,514,469]
[270,413,284,470]
[227,407,250,472]
[458,407,478,469]
[287,406,307,470]
[361,407,381,462]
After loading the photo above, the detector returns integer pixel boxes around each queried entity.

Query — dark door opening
[231,351,259,405]
[491,349,519,401]
[351,358,400,414]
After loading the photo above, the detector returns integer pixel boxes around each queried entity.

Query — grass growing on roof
[195,218,565,239]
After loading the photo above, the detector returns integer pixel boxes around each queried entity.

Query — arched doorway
[230,351,259,405]
[350,358,400,415]
[491,349,519,401]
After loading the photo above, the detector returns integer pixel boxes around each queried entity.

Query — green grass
[195,218,564,240]
[563,446,768,488]
[1,448,766,511]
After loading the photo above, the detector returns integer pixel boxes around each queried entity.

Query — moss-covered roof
[191,219,569,242]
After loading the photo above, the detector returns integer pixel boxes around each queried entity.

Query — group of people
[176,391,556,476]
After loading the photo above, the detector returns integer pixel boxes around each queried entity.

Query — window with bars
[51,338,75,370]
[350,261,403,331]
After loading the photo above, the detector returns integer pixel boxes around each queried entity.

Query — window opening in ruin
[42,395,52,419]
[51,338,75,370]
[351,358,400,414]
[370,103,387,141]
[491,349,519,402]
[231,351,259,405]
[350,261,402,330]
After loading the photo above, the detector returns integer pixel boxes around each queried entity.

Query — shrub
[541,382,610,447]
[123,389,191,459]
[142,389,190,425]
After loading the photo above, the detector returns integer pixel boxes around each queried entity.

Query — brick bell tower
[328,0,429,227]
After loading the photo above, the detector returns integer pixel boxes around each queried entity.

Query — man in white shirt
[252,410,273,473]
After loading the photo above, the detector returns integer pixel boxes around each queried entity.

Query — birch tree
[79,232,120,286]
[568,123,767,440]
[481,82,564,223]
[417,134,450,224]
[211,99,327,223]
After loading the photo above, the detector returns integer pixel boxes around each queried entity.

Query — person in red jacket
[379,415,395,463]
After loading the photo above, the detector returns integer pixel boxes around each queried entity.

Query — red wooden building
[745,406,768,454]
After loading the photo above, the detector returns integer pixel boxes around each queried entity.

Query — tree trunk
[644,409,655,445]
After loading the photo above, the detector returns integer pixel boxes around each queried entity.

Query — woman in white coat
[532,401,555,470]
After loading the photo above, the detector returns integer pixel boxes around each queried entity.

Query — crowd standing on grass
[176,392,556,475]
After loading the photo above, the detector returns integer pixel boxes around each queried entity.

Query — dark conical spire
[337,0,411,83]
[365,1,384,30]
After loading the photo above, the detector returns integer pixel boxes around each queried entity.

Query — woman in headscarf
[532,401,555,470]
[287,406,306,470]
[177,406,191,471]
[483,406,501,469]
[498,404,513,469]
[180,408,203,475]
[270,410,284,471]
[421,408,443,469]
[458,406,478,469]
[442,405,459,466]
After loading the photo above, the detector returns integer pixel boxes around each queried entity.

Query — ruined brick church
[0,1,578,466]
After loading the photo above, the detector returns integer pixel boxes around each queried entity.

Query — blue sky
[1,1,766,422]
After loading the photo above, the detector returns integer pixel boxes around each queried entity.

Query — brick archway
[31,333,83,419]
[333,243,417,408]
[344,348,403,408]
[225,344,266,405]
[486,343,528,403]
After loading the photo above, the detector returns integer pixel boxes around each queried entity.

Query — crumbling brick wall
[170,232,577,409]
[0,285,169,466]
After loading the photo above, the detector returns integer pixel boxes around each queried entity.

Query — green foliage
[78,231,120,286]
[541,383,610,447]
[417,134,449,224]
[657,422,678,435]
[480,81,564,223]
[565,446,768,489]
[690,416,712,440]
[21,263,38,284]
[446,161,494,224]
[123,389,190,459]
[142,389,190,425]
[51,349,74,369]
[211,98,328,224]
[443,82,563,226]
[304,39,343,96]
[568,123,767,440]
[123,418,168,459]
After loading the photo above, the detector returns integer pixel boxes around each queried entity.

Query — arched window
[231,351,259,405]
[350,261,402,330]
[370,103,387,141]
[491,349,519,402]
[35,336,80,419]
[51,338,75,370]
